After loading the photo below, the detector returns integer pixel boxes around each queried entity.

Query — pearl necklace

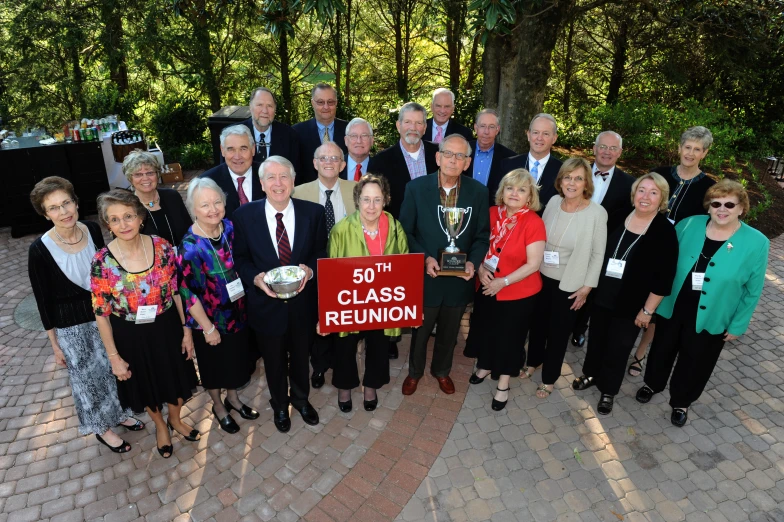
[362,225,379,238]
[195,221,223,241]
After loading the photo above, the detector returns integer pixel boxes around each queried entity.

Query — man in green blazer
[399,134,490,395]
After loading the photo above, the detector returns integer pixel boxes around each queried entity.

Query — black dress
[140,188,192,247]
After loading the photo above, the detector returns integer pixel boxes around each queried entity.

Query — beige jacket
[293,178,357,215]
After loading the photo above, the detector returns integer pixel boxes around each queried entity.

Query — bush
[84,85,140,126]
[149,96,208,151]
[168,142,213,170]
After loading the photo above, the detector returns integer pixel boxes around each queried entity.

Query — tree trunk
[444,0,466,92]
[606,18,629,104]
[465,31,481,90]
[100,0,128,94]
[65,0,85,116]
[330,13,343,99]
[482,33,501,108]
[562,19,575,115]
[393,4,407,99]
[279,30,291,124]
[344,0,353,106]
[194,22,221,111]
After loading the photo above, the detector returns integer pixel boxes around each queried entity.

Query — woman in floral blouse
[178,178,257,434]
[92,189,199,459]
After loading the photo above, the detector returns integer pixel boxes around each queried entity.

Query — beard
[403,131,421,146]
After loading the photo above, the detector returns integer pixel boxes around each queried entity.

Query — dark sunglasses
[709,201,737,209]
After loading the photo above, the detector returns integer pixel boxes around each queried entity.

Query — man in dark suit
[500,113,562,210]
[292,83,348,185]
[467,108,516,205]
[241,87,302,176]
[571,130,636,347]
[342,117,374,181]
[368,102,438,219]
[200,125,263,221]
[233,156,328,433]
[425,88,473,143]
[399,134,490,396]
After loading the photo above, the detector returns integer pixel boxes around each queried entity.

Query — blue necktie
[531,160,541,180]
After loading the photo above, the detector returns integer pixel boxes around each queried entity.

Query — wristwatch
[642,308,652,316]
[504,277,510,286]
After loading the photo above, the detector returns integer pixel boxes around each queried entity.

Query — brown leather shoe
[402,376,420,395]
[434,375,455,394]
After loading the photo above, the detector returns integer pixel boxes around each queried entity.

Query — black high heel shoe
[156,424,172,459]
[364,391,378,412]
[167,420,200,442]
[491,387,510,411]
[224,398,259,420]
[117,417,145,431]
[96,434,132,453]
[338,399,353,413]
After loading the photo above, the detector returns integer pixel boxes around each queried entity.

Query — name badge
[483,255,499,272]
[135,304,158,324]
[543,250,559,268]
[226,278,245,302]
[692,272,705,291]
[605,258,626,279]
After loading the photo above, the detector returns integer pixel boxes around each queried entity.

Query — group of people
[27,84,769,462]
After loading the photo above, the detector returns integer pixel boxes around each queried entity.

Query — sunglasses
[709,201,737,209]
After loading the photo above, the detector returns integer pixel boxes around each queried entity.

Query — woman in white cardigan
[525,157,607,398]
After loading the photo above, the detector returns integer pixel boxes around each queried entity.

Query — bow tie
[595,171,609,181]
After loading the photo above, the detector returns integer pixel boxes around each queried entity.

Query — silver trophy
[437,206,472,275]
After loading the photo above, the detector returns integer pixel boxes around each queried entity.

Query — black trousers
[310,334,334,374]
[582,305,642,396]
[332,330,390,390]
[643,313,726,409]
[409,305,464,379]
[255,320,312,411]
[527,275,577,385]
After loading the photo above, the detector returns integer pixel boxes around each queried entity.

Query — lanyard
[611,214,654,262]
[196,223,236,284]
[146,208,175,244]
[114,236,151,307]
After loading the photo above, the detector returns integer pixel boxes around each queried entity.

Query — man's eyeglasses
[46,199,76,215]
[314,100,337,107]
[710,201,737,209]
[317,155,342,163]
[347,133,372,141]
[596,144,621,152]
[107,214,139,227]
[439,150,467,160]
[477,124,498,132]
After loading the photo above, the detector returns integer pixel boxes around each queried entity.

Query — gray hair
[529,113,558,134]
[432,88,455,105]
[122,150,161,184]
[313,141,345,161]
[311,82,337,99]
[475,108,500,126]
[185,177,227,218]
[439,134,472,157]
[346,117,374,138]
[680,126,713,149]
[397,102,427,124]
[260,156,296,180]
[595,130,623,148]
[220,124,254,149]
[249,87,277,107]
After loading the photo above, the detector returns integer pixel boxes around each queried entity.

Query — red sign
[317,253,424,334]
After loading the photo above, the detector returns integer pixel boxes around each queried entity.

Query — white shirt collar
[318,178,340,194]
[592,163,616,177]
[528,152,551,167]
[265,198,293,218]
[229,166,253,179]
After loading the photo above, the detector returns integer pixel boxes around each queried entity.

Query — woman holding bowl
[465,169,546,411]
[92,189,199,458]
[178,178,258,434]
[636,180,768,427]
[28,177,142,453]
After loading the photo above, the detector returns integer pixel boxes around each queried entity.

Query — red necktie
[237,176,249,205]
[353,164,362,182]
[275,213,292,266]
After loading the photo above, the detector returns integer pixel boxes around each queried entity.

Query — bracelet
[642,308,652,316]
[107,352,118,358]
[504,277,510,286]
[205,325,216,335]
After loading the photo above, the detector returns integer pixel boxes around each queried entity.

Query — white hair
[186,177,227,218]
[260,156,296,180]
[220,124,254,148]
[346,117,374,138]
[595,130,623,148]
[432,88,455,105]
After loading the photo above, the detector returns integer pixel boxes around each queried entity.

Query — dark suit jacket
[467,140,517,206]
[292,118,349,185]
[598,167,635,233]
[200,161,264,221]
[425,118,474,142]
[367,141,439,219]
[232,198,327,336]
[399,174,490,308]
[241,119,302,176]
[500,153,563,214]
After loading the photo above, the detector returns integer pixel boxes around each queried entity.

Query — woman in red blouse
[465,169,546,411]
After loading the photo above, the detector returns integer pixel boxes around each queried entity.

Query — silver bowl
[264,266,306,299]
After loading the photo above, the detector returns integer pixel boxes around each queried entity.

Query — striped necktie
[275,213,292,265]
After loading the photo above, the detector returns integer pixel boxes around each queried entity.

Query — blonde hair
[555,157,594,199]
[495,169,541,211]
[630,172,670,212]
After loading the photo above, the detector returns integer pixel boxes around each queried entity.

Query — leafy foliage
[149,96,207,151]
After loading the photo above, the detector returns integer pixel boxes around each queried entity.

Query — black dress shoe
[597,394,614,415]
[572,375,595,391]
[224,398,259,420]
[636,385,655,404]
[273,409,291,433]
[571,334,586,347]
[671,408,688,427]
[311,371,325,389]
[491,387,509,411]
[338,399,353,413]
[295,403,320,426]
[364,391,378,412]
[388,342,399,360]
[469,372,486,385]
[212,406,240,434]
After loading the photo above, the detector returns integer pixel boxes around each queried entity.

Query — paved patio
[1,180,784,522]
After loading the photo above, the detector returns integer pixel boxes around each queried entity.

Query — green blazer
[657,215,769,335]
[399,173,490,308]
[327,210,409,336]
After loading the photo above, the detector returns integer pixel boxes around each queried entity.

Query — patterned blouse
[91,236,177,321]
[177,219,246,334]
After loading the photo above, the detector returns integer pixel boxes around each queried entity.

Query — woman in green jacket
[636,180,769,427]
[323,174,409,412]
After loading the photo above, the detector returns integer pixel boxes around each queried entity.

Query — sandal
[628,355,645,377]
[536,384,552,399]
[118,417,145,431]
[572,375,595,391]
[96,434,131,453]
[519,366,534,379]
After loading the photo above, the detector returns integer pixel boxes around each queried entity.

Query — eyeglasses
[46,199,76,214]
[439,150,467,160]
[360,197,384,206]
[317,155,342,163]
[132,170,157,179]
[477,124,498,131]
[563,175,584,183]
[347,133,372,141]
[314,100,337,107]
[710,201,737,209]
[596,144,621,152]
[107,213,139,227]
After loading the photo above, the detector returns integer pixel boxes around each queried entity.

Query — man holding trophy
[399,135,490,395]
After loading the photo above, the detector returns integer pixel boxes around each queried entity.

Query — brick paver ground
[1,174,784,521]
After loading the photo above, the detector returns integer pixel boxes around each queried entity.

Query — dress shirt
[528,152,551,182]
[264,199,295,257]
[229,166,253,200]
[316,121,335,142]
[432,122,448,142]
[318,179,347,224]
[473,143,495,186]
[253,126,271,158]
[400,140,427,179]
[590,164,616,204]
[347,155,369,180]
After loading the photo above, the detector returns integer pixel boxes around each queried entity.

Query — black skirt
[111,306,198,413]
[193,327,252,390]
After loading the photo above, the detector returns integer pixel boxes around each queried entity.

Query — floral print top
[177,219,246,334]
[91,236,177,321]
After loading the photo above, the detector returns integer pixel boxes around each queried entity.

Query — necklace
[136,190,160,208]
[54,225,84,246]
[195,221,223,241]
[362,223,379,238]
